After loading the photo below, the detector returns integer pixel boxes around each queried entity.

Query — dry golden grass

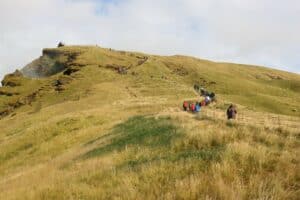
[0,46,299,199]
[0,94,299,199]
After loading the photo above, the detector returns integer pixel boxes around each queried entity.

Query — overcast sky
[0,0,299,79]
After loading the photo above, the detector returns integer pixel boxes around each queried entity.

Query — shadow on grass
[81,116,181,159]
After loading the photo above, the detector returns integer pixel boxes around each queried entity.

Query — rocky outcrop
[0,91,38,118]
[63,66,81,76]
[53,76,73,92]
[21,48,82,78]
[105,64,128,75]
[265,73,284,80]
[1,70,23,87]
[0,90,19,96]
[136,56,148,66]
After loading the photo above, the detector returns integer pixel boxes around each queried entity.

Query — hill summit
[1,45,299,118]
[0,45,299,199]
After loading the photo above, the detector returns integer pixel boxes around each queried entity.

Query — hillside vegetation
[0,46,299,199]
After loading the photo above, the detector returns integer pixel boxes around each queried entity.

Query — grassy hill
[0,46,299,199]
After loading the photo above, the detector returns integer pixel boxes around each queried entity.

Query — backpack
[205,96,211,103]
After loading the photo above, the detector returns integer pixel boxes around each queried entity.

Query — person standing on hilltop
[227,104,237,120]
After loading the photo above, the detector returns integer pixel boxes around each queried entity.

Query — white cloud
[0,0,299,79]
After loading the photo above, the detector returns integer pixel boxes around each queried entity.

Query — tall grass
[0,113,295,200]
[0,45,299,199]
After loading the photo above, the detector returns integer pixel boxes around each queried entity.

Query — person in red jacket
[183,101,189,111]
[190,103,196,112]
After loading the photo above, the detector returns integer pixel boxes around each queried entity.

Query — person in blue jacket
[195,102,201,112]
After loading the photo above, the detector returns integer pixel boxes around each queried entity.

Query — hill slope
[0,46,299,199]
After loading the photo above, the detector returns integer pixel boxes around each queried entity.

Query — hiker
[183,101,189,111]
[195,102,201,112]
[209,92,215,98]
[201,100,206,107]
[57,42,65,47]
[227,104,237,120]
[209,92,215,102]
[189,103,196,112]
[194,84,200,92]
[200,88,209,96]
[205,95,211,105]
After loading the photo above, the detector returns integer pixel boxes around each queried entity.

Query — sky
[0,0,299,79]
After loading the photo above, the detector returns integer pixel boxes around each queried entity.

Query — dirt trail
[158,104,300,132]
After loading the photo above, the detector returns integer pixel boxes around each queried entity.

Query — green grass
[82,116,181,159]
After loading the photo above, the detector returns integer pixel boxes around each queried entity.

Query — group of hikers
[182,85,237,120]
[183,101,201,112]
[182,88,216,112]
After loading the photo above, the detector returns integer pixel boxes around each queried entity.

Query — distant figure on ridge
[57,42,65,47]
[227,104,237,120]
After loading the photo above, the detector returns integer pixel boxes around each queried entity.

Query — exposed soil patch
[0,90,19,96]
[136,56,148,66]
[163,61,189,76]
[63,67,81,76]
[265,73,284,80]
[172,66,189,76]
[105,64,128,75]
[53,76,73,92]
